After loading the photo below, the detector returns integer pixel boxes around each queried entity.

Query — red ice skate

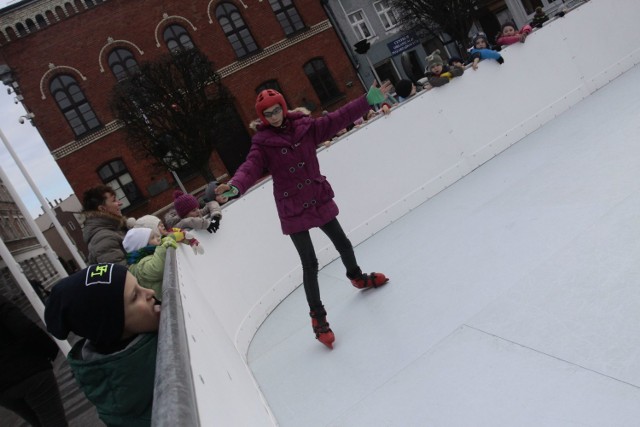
[348,268,389,289]
[309,306,335,349]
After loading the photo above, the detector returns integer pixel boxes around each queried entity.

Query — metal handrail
[151,248,200,426]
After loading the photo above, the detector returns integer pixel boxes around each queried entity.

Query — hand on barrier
[161,236,178,249]
[184,231,205,255]
[207,217,220,234]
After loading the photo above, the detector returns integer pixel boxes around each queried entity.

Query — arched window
[50,74,100,137]
[26,19,37,33]
[269,0,304,36]
[16,23,27,36]
[163,24,195,52]
[35,14,47,28]
[97,159,142,210]
[108,48,139,81]
[303,58,340,105]
[216,3,258,58]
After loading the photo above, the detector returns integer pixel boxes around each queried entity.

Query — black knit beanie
[395,79,413,99]
[45,264,127,350]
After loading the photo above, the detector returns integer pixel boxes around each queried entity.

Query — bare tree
[110,48,235,182]
[391,0,487,56]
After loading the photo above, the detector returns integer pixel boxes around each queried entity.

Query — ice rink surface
[247,63,640,426]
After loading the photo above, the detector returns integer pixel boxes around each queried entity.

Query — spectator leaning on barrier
[164,188,222,233]
[424,49,464,88]
[0,294,68,427]
[496,21,533,46]
[134,214,204,255]
[45,264,161,427]
[395,79,416,102]
[469,32,504,70]
[123,227,178,298]
[82,185,131,265]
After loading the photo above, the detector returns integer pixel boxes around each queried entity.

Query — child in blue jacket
[469,32,504,70]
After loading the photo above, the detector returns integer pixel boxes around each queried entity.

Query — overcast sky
[0,0,75,218]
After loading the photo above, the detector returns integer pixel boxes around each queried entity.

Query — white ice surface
[247,64,640,426]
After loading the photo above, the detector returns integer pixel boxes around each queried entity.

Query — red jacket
[231,95,370,234]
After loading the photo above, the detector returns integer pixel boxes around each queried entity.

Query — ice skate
[348,268,389,290]
[309,306,335,349]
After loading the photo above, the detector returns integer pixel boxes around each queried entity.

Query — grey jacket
[83,211,128,265]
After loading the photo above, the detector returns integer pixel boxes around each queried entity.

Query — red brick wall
[0,0,363,217]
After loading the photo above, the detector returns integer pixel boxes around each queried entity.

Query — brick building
[0,0,364,217]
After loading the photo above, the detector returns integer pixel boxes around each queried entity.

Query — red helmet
[255,89,287,125]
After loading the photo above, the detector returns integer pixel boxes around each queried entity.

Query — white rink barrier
[169,1,640,424]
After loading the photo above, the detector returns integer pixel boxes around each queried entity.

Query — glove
[161,236,178,249]
[220,185,239,199]
[184,232,205,255]
[440,72,453,80]
[207,217,220,233]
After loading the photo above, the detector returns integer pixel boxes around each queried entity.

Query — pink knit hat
[173,190,199,218]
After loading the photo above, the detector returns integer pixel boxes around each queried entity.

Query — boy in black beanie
[45,264,160,427]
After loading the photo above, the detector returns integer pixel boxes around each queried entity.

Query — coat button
[281,148,288,154]
[311,199,317,205]
[298,162,304,168]
[305,179,311,185]
[289,167,296,173]
[284,192,288,197]
[297,183,303,189]
[303,202,309,208]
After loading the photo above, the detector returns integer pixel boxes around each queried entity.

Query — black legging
[290,218,359,308]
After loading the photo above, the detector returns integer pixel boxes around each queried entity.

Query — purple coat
[231,95,370,234]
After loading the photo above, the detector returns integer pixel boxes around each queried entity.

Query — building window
[373,0,399,30]
[269,0,305,36]
[16,23,27,37]
[348,10,373,40]
[303,58,341,105]
[14,215,31,238]
[108,48,140,81]
[50,74,101,137]
[163,24,195,52]
[97,159,142,210]
[26,19,37,33]
[35,14,47,28]
[1,216,17,241]
[216,3,258,59]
